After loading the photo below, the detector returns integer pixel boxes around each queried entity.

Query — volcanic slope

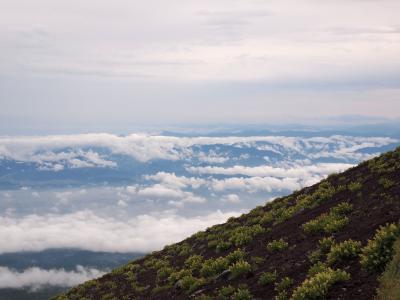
[54,147,400,300]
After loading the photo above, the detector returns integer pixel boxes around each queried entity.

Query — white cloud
[188,163,354,178]
[144,172,206,189]
[0,265,105,290]
[0,210,240,253]
[0,134,396,168]
[221,194,240,203]
[196,150,229,164]
[211,176,301,193]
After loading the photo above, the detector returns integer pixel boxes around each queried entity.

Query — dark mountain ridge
[55,147,400,299]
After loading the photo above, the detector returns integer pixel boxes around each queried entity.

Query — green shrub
[143,258,169,270]
[302,203,352,234]
[259,270,277,286]
[229,225,265,246]
[307,262,326,277]
[229,260,251,279]
[348,181,362,192]
[291,267,350,300]
[156,266,174,282]
[216,240,232,253]
[200,257,229,278]
[376,238,400,299]
[360,223,400,272]
[379,177,395,189]
[267,239,289,252]
[232,288,253,300]
[218,285,235,298]
[184,255,203,271]
[275,277,293,294]
[168,269,192,285]
[226,249,246,264]
[179,275,204,294]
[260,212,274,224]
[152,284,172,295]
[308,237,335,264]
[195,295,213,300]
[327,239,361,265]
[330,202,353,215]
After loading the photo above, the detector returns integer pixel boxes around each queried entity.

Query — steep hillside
[55,147,400,300]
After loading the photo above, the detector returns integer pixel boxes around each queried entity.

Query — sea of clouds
[0,133,398,290]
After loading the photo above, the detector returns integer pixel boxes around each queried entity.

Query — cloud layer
[0,266,105,290]
[0,210,240,253]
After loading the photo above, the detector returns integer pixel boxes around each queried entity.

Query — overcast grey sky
[1,0,400,133]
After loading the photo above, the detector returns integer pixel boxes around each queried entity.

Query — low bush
[327,239,361,265]
[216,240,232,253]
[156,266,174,283]
[258,270,277,286]
[168,269,192,285]
[307,262,326,277]
[348,181,362,192]
[379,177,395,189]
[226,249,246,264]
[229,225,265,247]
[308,237,335,264]
[200,257,229,278]
[376,238,400,299]
[291,267,350,300]
[184,255,203,271]
[232,287,253,300]
[178,275,204,294]
[302,202,352,234]
[360,223,400,272]
[275,277,293,292]
[217,285,235,298]
[229,260,251,279]
[267,239,289,252]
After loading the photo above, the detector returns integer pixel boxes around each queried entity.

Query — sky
[1,0,400,133]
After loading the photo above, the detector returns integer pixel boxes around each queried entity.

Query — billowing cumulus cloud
[0,266,105,290]
[0,210,240,253]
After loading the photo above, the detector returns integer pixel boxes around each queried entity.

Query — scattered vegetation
[360,223,400,272]
[229,260,251,279]
[327,239,361,265]
[291,267,350,300]
[302,202,352,234]
[267,239,289,252]
[376,238,400,299]
[258,270,278,286]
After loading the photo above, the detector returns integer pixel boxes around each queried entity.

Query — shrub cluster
[360,223,400,272]
[200,257,229,278]
[291,267,350,300]
[232,287,253,300]
[274,277,293,300]
[184,254,203,271]
[267,239,289,252]
[229,260,252,279]
[258,270,277,286]
[302,202,352,234]
[229,225,265,247]
[348,181,362,192]
[327,239,361,265]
